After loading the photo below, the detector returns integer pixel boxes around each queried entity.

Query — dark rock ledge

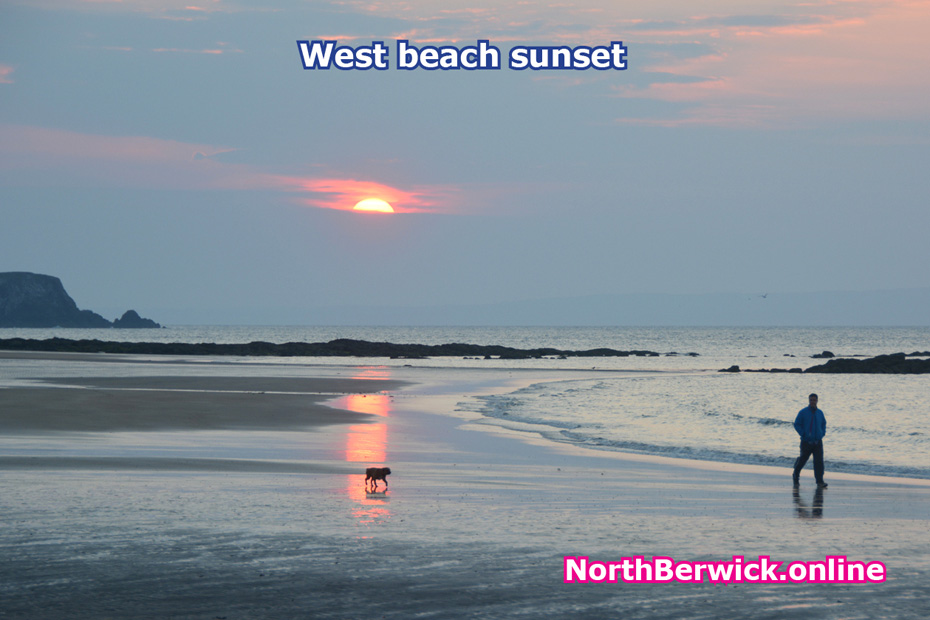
[720,353,930,374]
[0,337,673,359]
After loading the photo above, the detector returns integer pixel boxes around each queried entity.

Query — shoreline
[2,357,927,485]
[2,353,929,617]
[456,414,930,489]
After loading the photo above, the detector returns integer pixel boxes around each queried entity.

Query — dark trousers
[793,440,824,483]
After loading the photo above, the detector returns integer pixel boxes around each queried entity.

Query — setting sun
[353,198,394,213]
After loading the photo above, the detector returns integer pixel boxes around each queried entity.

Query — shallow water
[463,370,930,479]
[2,326,928,478]
[2,338,929,619]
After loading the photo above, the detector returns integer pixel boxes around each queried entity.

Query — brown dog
[365,466,391,491]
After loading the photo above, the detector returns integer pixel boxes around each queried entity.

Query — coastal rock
[811,351,835,358]
[805,353,930,374]
[0,272,110,328]
[719,365,741,373]
[113,310,161,329]
[0,337,665,359]
[735,354,929,373]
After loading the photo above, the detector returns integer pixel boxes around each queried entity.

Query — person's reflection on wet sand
[793,485,825,519]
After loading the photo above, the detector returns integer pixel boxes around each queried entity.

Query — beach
[2,351,929,619]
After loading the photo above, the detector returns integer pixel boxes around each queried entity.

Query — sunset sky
[2,0,928,324]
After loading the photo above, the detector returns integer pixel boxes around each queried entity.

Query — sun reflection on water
[331,369,394,531]
[339,393,390,463]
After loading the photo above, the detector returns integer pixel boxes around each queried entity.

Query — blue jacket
[794,406,826,444]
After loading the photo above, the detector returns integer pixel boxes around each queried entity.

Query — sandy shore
[2,354,929,618]
[0,375,406,432]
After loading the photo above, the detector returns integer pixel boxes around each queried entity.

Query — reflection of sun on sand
[331,391,394,529]
[337,367,393,464]
[333,393,391,464]
[346,472,392,530]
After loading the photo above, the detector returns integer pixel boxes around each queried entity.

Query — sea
[2,325,928,479]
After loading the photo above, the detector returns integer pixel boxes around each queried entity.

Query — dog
[365,466,391,491]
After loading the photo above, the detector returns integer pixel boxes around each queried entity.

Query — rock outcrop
[0,272,111,328]
[113,310,161,329]
[724,353,930,374]
[0,337,665,358]
[805,353,930,374]
[0,272,160,328]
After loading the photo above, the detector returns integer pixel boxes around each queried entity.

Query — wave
[461,379,930,480]
[553,431,930,480]
[753,417,792,427]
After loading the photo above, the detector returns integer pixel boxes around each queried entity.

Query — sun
[353,198,395,213]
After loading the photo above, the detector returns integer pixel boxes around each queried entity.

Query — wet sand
[0,375,406,432]
[2,355,929,619]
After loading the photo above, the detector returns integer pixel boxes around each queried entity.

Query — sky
[1,0,929,325]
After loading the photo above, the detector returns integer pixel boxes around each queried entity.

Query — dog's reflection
[792,485,825,519]
[345,474,391,529]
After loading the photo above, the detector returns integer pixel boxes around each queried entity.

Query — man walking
[793,393,828,488]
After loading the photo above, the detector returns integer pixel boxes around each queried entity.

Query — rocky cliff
[0,272,111,327]
[113,310,161,329]
[0,272,160,328]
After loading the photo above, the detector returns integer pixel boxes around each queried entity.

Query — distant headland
[0,272,161,329]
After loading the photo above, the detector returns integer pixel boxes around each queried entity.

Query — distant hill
[0,272,160,328]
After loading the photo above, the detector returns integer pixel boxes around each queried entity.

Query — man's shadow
[792,486,825,519]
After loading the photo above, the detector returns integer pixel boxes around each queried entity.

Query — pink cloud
[390,29,459,43]
[0,125,233,164]
[313,34,370,43]
[615,104,782,129]
[330,1,928,128]
[18,0,272,20]
[438,7,492,16]
[269,176,457,214]
[0,65,14,84]
[615,78,735,103]
[1,125,228,164]
[0,124,250,189]
[0,125,460,213]
[614,2,930,127]
[152,46,240,54]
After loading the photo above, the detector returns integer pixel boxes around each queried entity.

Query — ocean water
[2,325,928,479]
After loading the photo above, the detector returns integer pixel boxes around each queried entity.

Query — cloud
[7,0,271,21]
[0,125,460,213]
[329,0,930,128]
[152,41,242,54]
[151,47,241,54]
[0,65,14,84]
[611,1,930,127]
[0,124,233,165]
[269,176,457,213]
[0,124,246,189]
